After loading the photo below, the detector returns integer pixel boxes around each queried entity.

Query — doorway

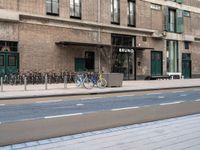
[182,53,191,79]
[0,52,19,75]
[151,51,162,76]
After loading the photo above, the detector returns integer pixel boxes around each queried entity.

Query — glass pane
[0,56,4,66]
[8,56,17,66]
[46,0,52,13]
[167,41,178,72]
[52,0,59,14]
[128,1,135,25]
[169,10,175,32]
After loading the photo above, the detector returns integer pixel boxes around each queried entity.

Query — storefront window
[167,40,179,72]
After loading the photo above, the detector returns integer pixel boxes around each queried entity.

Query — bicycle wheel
[74,75,82,87]
[83,78,94,89]
[97,78,107,88]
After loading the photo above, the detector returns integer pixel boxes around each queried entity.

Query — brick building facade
[0,0,200,79]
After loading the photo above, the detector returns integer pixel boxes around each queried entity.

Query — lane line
[160,101,184,106]
[172,91,184,93]
[112,106,139,111]
[44,113,83,119]
[76,103,84,106]
[81,97,102,100]
[146,93,161,96]
[193,89,200,91]
[0,104,5,106]
[195,99,200,102]
[158,96,165,99]
[36,100,63,104]
[116,95,135,98]
[180,94,187,97]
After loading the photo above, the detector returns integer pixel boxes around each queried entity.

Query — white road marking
[160,101,184,106]
[193,89,200,91]
[146,93,161,96]
[195,99,200,102]
[76,103,84,106]
[117,95,135,98]
[180,94,187,97]
[81,97,102,100]
[16,118,43,122]
[36,100,63,104]
[44,113,83,119]
[158,96,165,99]
[112,106,139,111]
[172,91,184,93]
[0,104,5,106]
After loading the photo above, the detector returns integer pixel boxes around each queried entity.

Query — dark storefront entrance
[111,34,136,80]
[56,40,152,80]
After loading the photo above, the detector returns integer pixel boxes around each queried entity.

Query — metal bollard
[45,74,48,90]
[1,77,3,92]
[64,76,67,89]
[24,77,27,91]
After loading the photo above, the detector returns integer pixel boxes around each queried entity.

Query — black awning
[56,41,110,48]
[56,41,153,51]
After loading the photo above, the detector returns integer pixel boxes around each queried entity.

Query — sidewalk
[0,79,200,99]
[1,114,200,150]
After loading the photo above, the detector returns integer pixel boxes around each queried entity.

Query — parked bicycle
[90,72,107,88]
[74,73,93,89]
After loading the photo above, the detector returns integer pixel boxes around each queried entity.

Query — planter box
[103,73,124,87]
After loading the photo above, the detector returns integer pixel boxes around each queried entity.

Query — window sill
[46,13,59,16]
[128,24,136,27]
[70,16,82,20]
[111,22,120,25]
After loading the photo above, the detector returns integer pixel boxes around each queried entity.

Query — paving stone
[0,146,12,150]
[12,144,26,149]
[6,114,200,150]
[25,141,39,147]
[37,139,51,145]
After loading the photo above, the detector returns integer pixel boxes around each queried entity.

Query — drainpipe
[97,0,101,73]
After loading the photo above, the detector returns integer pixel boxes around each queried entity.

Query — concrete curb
[0,85,200,100]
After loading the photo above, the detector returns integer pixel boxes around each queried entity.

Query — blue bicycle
[74,73,93,89]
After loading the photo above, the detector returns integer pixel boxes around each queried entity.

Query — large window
[167,40,179,72]
[111,0,120,24]
[128,0,136,26]
[169,9,176,32]
[165,7,184,33]
[46,0,59,16]
[70,0,81,19]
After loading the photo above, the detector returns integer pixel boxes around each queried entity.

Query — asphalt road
[0,88,200,146]
[0,88,200,124]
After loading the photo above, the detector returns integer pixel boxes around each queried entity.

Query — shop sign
[118,48,134,53]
